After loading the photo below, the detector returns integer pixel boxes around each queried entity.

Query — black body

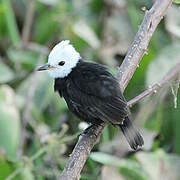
[54,60,144,150]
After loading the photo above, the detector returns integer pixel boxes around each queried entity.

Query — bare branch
[59,0,172,179]
[128,63,180,107]
[22,0,35,43]
[60,124,106,180]
[117,0,172,91]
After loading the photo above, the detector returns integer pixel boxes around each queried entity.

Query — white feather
[48,40,81,78]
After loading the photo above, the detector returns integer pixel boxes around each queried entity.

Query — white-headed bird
[37,40,144,150]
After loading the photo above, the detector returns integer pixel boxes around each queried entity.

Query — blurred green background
[0,0,180,179]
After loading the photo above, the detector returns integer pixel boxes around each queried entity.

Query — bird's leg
[81,124,94,135]
[78,124,93,138]
[79,122,105,138]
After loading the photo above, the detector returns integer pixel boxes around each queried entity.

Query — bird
[37,40,144,150]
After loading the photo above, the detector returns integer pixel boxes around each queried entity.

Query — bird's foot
[78,123,105,139]
[78,124,94,137]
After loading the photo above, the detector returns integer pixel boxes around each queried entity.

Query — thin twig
[22,0,35,43]
[59,0,172,179]
[128,63,180,107]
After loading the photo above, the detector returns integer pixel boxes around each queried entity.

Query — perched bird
[37,40,144,150]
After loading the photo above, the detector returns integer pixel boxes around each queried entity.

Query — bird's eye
[58,61,65,66]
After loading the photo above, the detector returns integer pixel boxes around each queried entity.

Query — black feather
[54,60,144,149]
[119,116,144,150]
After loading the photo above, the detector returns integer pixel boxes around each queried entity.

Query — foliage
[0,0,179,179]
[173,0,180,4]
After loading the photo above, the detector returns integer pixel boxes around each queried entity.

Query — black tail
[119,116,144,150]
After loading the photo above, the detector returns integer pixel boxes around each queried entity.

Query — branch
[60,0,172,179]
[127,63,180,107]
[117,0,172,91]
[22,0,35,43]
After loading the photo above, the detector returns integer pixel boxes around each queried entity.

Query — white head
[37,40,81,78]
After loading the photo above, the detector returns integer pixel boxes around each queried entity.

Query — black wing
[68,62,129,125]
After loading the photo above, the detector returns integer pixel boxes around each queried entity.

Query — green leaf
[173,0,180,4]
[90,152,138,168]
[7,48,40,69]
[33,8,59,44]
[128,3,143,33]
[17,72,54,112]
[37,0,58,6]
[0,61,14,83]
[0,158,15,179]
[2,0,20,45]
[73,20,100,49]
[146,43,180,85]
[20,167,35,180]
[166,5,180,38]
[0,3,8,37]
[0,85,20,160]
[101,126,110,144]
[90,152,147,179]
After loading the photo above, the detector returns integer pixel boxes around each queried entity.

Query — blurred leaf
[20,167,35,180]
[2,0,20,45]
[33,8,59,44]
[166,5,180,38]
[38,0,58,6]
[0,85,20,160]
[17,72,53,112]
[146,43,180,85]
[101,126,110,144]
[91,152,135,167]
[136,150,180,180]
[173,0,180,4]
[135,89,175,147]
[127,3,143,33]
[73,19,100,49]
[160,98,175,146]
[32,76,53,111]
[90,152,147,179]
[0,3,8,37]
[0,158,15,179]
[125,47,155,98]
[89,0,104,13]
[52,91,67,112]
[0,61,14,83]
[7,48,39,69]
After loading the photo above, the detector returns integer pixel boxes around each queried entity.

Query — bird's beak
[37,63,51,71]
